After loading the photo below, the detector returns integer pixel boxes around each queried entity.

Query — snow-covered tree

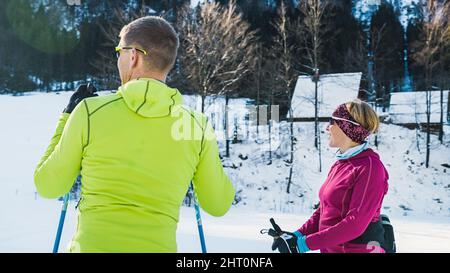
[412,0,450,168]
[271,0,298,193]
[178,0,258,112]
[178,0,258,157]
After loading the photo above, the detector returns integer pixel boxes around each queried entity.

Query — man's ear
[130,48,139,68]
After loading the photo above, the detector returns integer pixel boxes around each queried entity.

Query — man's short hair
[119,16,179,72]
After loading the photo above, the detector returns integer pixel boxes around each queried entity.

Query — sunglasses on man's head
[115,46,148,59]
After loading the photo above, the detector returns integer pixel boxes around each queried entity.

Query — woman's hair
[346,99,380,134]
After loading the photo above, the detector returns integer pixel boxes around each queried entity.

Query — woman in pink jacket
[293,99,389,253]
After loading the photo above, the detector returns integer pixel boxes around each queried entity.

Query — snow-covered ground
[0,91,449,252]
[2,202,450,253]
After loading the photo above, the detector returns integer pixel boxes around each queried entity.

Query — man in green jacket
[34,16,235,253]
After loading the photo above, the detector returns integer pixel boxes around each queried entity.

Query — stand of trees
[0,0,449,109]
[1,0,448,185]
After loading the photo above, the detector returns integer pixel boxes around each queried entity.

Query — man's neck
[129,70,167,83]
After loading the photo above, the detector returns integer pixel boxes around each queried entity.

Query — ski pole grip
[270,218,282,233]
[268,228,278,237]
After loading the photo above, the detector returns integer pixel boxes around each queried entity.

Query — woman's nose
[326,124,330,131]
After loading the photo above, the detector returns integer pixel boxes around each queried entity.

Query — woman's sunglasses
[330,116,361,126]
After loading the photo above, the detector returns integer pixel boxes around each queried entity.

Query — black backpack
[380,214,396,253]
[349,214,396,253]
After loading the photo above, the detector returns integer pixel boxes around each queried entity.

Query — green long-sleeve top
[34,78,235,252]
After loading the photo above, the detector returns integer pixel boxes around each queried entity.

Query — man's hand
[64,83,98,114]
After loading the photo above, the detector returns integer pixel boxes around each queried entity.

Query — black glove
[271,231,298,253]
[64,83,98,113]
[261,218,299,253]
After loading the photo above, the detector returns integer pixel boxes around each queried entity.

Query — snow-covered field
[3,202,450,253]
[1,91,449,252]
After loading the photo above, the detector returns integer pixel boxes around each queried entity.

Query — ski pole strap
[260,218,285,238]
[260,228,279,238]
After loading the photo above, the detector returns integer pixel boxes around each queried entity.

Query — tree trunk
[439,47,445,143]
[287,107,294,193]
[314,77,319,148]
[290,111,294,165]
[201,94,205,113]
[313,69,322,171]
[318,122,322,173]
[426,90,431,168]
[287,166,293,194]
[225,94,230,158]
[256,49,261,136]
[439,87,444,143]
[268,91,273,164]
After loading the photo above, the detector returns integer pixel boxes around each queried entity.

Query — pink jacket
[298,148,389,253]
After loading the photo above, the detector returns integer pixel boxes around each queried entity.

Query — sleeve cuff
[305,235,318,251]
[295,233,311,253]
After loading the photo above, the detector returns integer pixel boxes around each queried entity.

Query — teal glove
[293,231,310,253]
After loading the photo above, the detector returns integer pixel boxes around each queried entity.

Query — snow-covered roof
[389,90,449,124]
[290,72,362,118]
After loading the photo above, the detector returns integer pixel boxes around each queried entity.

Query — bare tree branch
[178,0,259,111]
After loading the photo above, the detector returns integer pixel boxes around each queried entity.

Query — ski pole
[53,193,69,253]
[191,182,207,253]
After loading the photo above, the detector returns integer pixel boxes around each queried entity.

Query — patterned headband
[331,104,371,143]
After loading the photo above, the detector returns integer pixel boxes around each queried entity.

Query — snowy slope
[221,121,450,218]
[0,91,449,252]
